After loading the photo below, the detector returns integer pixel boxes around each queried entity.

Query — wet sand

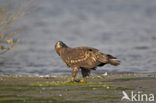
[0,74,156,103]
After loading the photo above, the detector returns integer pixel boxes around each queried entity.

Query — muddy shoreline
[0,74,156,103]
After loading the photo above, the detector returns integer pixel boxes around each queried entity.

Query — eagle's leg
[80,68,90,83]
[71,67,79,82]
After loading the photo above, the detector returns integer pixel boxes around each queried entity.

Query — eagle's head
[55,41,68,48]
[55,41,68,56]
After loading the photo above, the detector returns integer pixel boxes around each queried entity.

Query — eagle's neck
[56,47,69,56]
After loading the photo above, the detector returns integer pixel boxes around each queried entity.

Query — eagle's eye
[59,42,65,47]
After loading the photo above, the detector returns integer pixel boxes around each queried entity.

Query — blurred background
[0,0,156,75]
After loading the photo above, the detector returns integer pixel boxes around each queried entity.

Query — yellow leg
[71,67,79,82]
[81,68,90,83]
[80,77,86,83]
[71,77,75,82]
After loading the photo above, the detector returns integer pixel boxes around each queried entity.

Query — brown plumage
[55,41,120,82]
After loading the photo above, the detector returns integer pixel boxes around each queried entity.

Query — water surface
[0,0,156,75]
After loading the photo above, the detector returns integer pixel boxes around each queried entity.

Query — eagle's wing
[61,47,108,68]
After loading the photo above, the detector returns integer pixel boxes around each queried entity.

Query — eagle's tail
[107,54,120,66]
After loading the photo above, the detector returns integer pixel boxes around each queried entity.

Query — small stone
[59,94,62,96]
[97,76,102,78]
[39,84,42,86]
[106,86,110,89]
[45,75,50,77]
[102,72,108,76]
[92,88,96,90]
[39,75,44,78]
[34,74,40,77]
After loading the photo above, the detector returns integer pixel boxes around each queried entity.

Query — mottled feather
[55,41,120,82]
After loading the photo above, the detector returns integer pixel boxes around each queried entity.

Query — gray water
[0,0,156,75]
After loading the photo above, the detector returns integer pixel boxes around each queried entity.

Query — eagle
[55,41,120,82]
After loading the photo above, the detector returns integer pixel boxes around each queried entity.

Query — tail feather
[107,54,120,66]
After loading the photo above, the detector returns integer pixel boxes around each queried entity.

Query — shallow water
[0,0,156,75]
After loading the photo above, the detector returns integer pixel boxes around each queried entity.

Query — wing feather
[60,47,100,67]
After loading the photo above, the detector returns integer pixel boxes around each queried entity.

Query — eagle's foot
[79,79,85,83]
[73,79,86,83]
[70,79,85,83]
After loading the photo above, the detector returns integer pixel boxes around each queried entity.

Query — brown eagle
[55,41,120,82]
